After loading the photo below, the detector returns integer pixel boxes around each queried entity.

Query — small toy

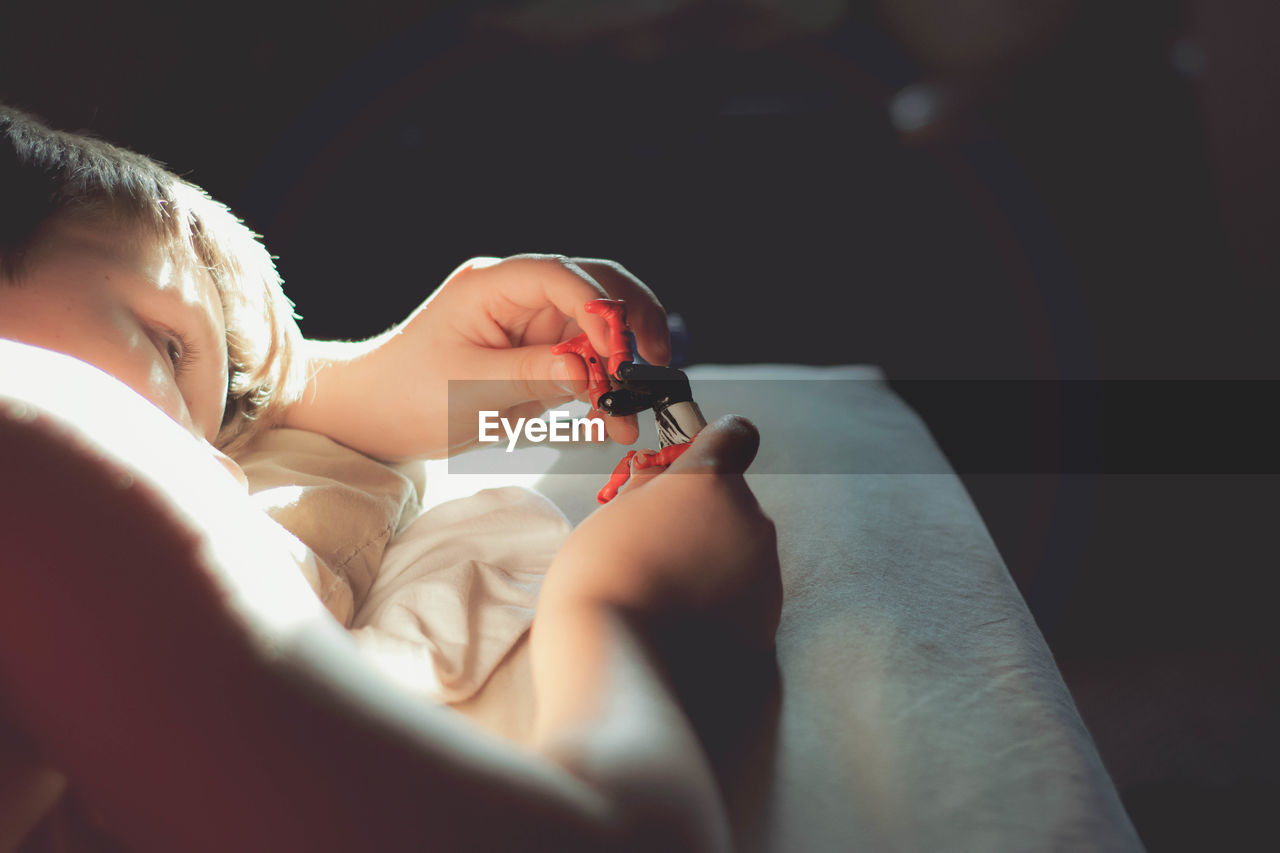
[552,299,706,503]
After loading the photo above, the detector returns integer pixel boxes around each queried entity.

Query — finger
[502,399,551,425]
[667,415,760,476]
[446,256,502,278]
[523,303,581,347]
[471,255,614,356]
[572,259,670,366]
[465,344,635,444]
[467,344,584,402]
[604,413,638,445]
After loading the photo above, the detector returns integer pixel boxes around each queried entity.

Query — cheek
[76,312,198,433]
[0,287,198,432]
[142,359,198,431]
[177,352,229,444]
[96,311,196,431]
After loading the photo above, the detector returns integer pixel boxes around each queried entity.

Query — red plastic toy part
[550,333,611,409]
[633,442,691,470]
[594,443,692,503]
[583,299,632,377]
[597,451,637,503]
[553,297,702,504]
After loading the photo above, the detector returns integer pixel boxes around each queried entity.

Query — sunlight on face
[0,221,229,442]
[2,338,322,635]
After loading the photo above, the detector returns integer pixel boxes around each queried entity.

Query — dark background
[3,1,1276,848]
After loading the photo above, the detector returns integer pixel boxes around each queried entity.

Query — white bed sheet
[445,364,1142,852]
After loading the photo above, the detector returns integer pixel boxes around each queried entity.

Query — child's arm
[530,416,782,841]
[0,345,773,852]
[281,255,671,461]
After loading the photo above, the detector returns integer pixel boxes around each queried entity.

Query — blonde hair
[1,104,306,452]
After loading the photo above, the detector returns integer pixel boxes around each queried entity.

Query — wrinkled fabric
[236,428,566,704]
[237,428,422,625]
[351,486,569,704]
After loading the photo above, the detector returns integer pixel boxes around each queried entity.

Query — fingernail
[552,356,577,393]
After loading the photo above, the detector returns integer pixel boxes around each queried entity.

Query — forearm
[276,253,656,461]
[531,595,732,853]
[280,334,426,461]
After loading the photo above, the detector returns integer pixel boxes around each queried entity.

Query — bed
[240,362,1142,850]
[0,348,1141,851]
[454,364,1141,850]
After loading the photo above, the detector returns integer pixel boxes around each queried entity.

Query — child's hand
[287,255,670,461]
[539,416,783,656]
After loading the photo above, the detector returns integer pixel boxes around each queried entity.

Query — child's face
[0,221,230,442]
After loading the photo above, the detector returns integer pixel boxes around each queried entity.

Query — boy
[0,105,781,851]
